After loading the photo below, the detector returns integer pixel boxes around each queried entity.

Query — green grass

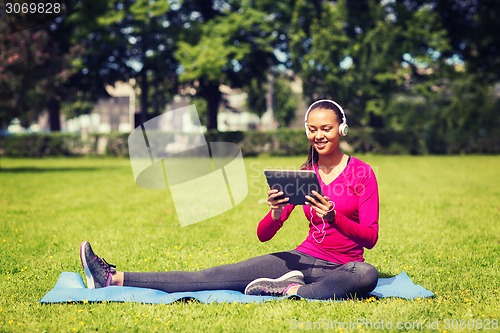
[0,155,498,332]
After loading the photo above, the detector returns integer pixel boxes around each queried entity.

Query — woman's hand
[267,189,289,221]
[305,190,335,222]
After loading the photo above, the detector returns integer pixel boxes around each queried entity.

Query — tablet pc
[264,169,322,205]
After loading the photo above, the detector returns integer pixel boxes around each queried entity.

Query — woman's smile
[315,140,328,149]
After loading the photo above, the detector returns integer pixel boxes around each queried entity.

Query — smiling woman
[79,99,380,301]
[302,99,349,171]
[257,99,379,296]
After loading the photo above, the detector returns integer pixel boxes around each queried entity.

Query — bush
[270,129,310,156]
[204,129,309,157]
[1,127,498,158]
[205,130,271,157]
[239,131,274,157]
[105,132,130,157]
[0,133,82,157]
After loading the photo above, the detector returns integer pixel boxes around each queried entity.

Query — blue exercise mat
[40,271,433,304]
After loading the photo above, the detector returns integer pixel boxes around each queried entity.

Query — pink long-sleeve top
[257,157,379,264]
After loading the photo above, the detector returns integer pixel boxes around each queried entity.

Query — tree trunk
[139,69,149,126]
[48,98,61,131]
[204,80,221,131]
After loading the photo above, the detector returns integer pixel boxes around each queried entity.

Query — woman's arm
[331,168,379,249]
[305,166,379,249]
[332,213,378,249]
[257,204,295,242]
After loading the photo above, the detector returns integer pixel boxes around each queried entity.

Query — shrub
[105,132,130,157]
[270,129,309,156]
[0,133,82,157]
[1,127,498,158]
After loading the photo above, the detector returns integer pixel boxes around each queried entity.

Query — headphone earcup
[305,124,309,137]
[339,123,349,137]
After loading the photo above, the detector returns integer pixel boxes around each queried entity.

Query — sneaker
[244,270,305,296]
[79,241,116,289]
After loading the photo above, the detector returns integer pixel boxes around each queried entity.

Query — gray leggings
[124,250,378,300]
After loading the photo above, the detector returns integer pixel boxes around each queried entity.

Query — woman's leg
[81,241,377,298]
[296,261,379,300]
[123,250,318,293]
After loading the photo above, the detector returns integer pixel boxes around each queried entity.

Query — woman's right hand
[267,189,289,220]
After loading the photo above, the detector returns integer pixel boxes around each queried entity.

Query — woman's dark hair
[300,100,344,170]
[300,145,318,170]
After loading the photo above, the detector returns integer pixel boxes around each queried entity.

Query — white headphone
[304,99,349,137]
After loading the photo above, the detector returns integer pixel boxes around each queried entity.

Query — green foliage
[428,76,500,154]
[245,75,299,126]
[130,0,169,20]
[0,27,59,128]
[0,133,82,157]
[177,36,238,82]
[103,132,131,157]
[2,118,499,159]
[435,0,500,83]
[176,8,274,82]
[69,0,177,120]
[202,130,309,157]
[245,78,267,118]
[293,0,350,102]
[190,96,209,126]
[288,0,500,156]
[292,0,454,130]
[271,129,310,156]
[272,79,299,127]
[61,100,94,120]
[1,0,498,157]
[175,5,280,129]
[0,2,107,130]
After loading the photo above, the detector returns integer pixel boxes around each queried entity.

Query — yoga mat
[40,271,433,304]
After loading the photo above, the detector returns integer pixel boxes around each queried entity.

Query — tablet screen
[264,170,322,205]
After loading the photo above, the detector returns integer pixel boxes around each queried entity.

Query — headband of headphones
[304,99,349,137]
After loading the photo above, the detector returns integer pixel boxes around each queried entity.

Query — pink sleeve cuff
[256,205,295,242]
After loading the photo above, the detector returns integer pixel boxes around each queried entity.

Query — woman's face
[306,108,341,156]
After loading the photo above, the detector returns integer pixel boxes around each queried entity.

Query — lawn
[0,155,498,332]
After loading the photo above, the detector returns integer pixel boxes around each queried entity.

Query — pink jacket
[257,157,379,264]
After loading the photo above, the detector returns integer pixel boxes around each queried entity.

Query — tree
[0,19,77,131]
[246,75,298,127]
[291,0,453,127]
[434,0,500,83]
[0,1,113,132]
[175,4,278,130]
[290,0,351,108]
[67,0,177,126]
[0,26,47,129]
[288,0,500,154]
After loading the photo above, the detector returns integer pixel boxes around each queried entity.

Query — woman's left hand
[305,190,335,222]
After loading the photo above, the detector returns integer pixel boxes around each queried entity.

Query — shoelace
[94,256,116,287]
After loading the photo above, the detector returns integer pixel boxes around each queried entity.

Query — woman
[80,99,379,300]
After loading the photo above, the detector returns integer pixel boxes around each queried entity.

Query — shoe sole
[244,270,304,294]
[79,241,96,289]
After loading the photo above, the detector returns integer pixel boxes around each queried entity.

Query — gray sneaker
[244,270,305,296]
[79,241,116,289]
